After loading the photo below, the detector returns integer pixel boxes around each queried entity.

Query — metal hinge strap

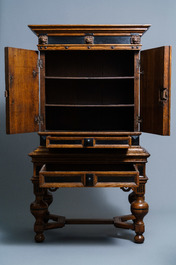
[136,59,144,74]
[37,59,43,69]
[137,116,142,124]
[35,115,43,125]
[137,59,140,69]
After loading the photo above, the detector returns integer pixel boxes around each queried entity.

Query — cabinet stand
[30,145,149,243]
[30,186,148,243]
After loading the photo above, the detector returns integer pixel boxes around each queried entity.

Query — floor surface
[0,211,175,265]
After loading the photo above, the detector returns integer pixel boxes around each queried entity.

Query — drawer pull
[84,138,93,147]
[86,174,94,186]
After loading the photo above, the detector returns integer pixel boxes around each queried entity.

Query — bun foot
[35,233,45,243]
[134,234,144,243]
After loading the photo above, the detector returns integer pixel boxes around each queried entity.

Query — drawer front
[39,164,139,188]
[46,136,131,149]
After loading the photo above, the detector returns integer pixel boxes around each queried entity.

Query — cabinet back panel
[45,51,134,77]
[45,79,134,105]
[45,106,134,131]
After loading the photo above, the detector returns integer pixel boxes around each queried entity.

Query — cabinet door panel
[140,46,171,135]
[5,47,39,134]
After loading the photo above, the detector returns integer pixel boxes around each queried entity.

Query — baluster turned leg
[128,191,137,204]
[131,184,149,243]
[30,178,48,243]
[43,189,53,223]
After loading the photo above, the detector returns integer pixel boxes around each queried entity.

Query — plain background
[0,0,176,264]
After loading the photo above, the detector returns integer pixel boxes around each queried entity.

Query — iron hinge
[37,59,43,69]
[136,59,144,74]
[35,115,43,125]
[136,59,140,69]
[137,116,142,124]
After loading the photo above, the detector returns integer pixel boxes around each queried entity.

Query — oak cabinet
[5,24,172,243]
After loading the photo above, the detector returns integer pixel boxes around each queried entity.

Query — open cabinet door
[5,47,39,134]
[140,46,171,135]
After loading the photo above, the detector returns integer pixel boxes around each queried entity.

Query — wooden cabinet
[5,24,172,243]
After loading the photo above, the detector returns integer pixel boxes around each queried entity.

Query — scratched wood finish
[5,47,39,134]
[140,46,171,135]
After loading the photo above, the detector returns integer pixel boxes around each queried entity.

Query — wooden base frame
[30,183,148,244]
[29,145,149,243]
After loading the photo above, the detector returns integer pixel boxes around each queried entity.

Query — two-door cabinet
[5,24,172,243]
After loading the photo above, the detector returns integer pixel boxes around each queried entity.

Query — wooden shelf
[45,76,135,80]
[45,104,134,107]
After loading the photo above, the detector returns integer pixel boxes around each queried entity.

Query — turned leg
[43,189,53,223]
[30,178,48,243]
[128,191,137,204]
[131,189,149,243]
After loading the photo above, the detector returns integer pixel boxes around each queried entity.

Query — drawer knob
[86,174,94,186]
[84,138,93,147]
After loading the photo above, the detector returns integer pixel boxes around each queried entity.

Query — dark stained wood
[113,216,134,230]
[65,219,114,225]
[30,176,47,243]
[140,46,172,135]
[5,47,39,134]
[131,194,149,243]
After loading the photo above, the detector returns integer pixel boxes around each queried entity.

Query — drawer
[39,164,139,188]
[46,136,131,149]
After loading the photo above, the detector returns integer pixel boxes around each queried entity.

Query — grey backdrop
[0,0,176,264]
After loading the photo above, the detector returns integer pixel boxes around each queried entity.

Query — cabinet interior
[43,50,135,132]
